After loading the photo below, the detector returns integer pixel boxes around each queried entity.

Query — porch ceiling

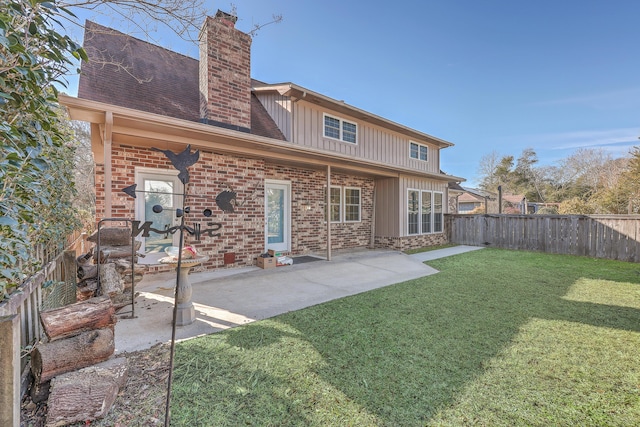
[60,95,463,182]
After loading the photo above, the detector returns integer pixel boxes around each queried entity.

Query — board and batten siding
[375,177,401,236]
[258,95,441,174]
[255,93,292,141]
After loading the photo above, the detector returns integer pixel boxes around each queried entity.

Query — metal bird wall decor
[215,190,237,213]
[152,144,199,184]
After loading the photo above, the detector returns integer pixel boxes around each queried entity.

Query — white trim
[134,168,181,263]
[323,112,358,144]
[407,188,420,235]
[264,179,291,252]
[329,185,342,223]
[406,189,444,235]
[409,141,429,162]
[344,186,362,223]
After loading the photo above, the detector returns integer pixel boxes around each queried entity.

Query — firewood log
[45,357,128,427]
[31,327,115,384]
[87,227,132,246]
[39,296,116,341]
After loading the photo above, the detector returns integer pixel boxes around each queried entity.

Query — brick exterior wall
[198,14,252,131]
[374,232,449,251]
[96,145,377,273]
[265,164,375,254]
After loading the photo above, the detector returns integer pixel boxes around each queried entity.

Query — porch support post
[0,315,20,427]
[326,165,332,261]
[104,111,113,217]
[370,180,376,249]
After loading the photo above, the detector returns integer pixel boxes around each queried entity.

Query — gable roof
[78,21,285,141]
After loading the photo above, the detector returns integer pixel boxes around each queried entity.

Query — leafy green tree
[558,197,595,215]
[0,0,87,299]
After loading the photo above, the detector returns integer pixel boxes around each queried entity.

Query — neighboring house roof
[78,21,286,141]
[503,194,526,204]
[458,192,485,203]
[460,187,496,200]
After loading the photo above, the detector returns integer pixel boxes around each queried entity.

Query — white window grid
[323,113,358,144]
[409,141,428,162]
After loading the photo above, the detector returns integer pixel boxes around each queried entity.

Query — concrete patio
[113,246,483,354]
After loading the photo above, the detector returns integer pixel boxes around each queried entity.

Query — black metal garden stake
[119,144,238,426]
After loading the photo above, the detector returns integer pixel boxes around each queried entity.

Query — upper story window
[324,114,357,144]
[410,142,428,162]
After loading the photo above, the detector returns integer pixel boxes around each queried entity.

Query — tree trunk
[45,357,128,427]
[31,328,115,384]
[39,296,116,341]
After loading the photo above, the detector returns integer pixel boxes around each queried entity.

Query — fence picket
[447,214,640,262]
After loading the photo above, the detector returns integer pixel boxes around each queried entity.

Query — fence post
[0,314,20,427]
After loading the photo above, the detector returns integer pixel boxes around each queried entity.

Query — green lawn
[171,249,640,426]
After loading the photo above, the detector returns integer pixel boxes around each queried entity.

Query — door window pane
[267,188,284,244]
[144,179,174,253]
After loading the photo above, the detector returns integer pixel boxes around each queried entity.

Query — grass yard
[170,249,640,426]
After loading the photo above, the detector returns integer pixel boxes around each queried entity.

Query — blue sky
[64,0,640,186]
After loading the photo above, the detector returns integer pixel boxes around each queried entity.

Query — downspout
[104,111,113,217]
[326,164,332,261]
[369,180,376,249]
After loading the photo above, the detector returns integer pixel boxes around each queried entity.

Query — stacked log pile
[30,296,128,426]
[76,227,147,308]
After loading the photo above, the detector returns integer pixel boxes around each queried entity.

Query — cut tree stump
[45,357,128,427]
[31,327,115,384]
[39,296,116,341]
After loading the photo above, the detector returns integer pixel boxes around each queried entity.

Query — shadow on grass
[172,249,640,426]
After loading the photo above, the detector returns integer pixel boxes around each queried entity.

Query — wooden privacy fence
[446,214,640,262]
[0,231,85,426]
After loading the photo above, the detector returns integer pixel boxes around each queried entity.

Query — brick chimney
[199,10,252,132]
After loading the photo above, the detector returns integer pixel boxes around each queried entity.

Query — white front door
[264,180,291,252]
[135,169,181,264]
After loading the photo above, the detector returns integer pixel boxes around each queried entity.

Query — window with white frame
[344,188,361,222]
[325,186,362,223]
[328,186,341,222]
[324,114,357,144]
[408,190,419,235]
[409,142,428,161]
[421,191,432,233]
[408,189,443,234]
[434,192,443,232]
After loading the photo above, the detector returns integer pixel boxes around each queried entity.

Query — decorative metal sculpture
[151,144,200,184]
[119,144,238,427]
